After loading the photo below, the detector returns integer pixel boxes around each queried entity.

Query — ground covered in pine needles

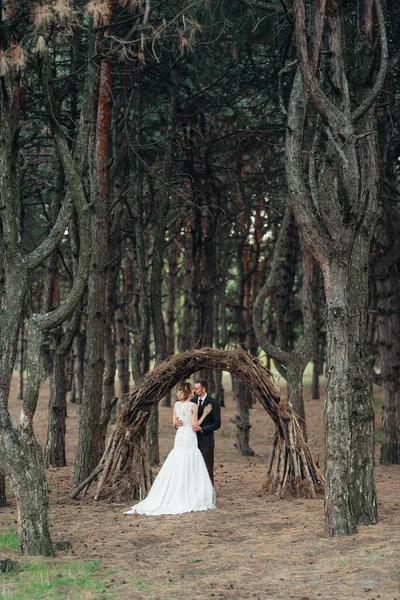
[1,375,400,600]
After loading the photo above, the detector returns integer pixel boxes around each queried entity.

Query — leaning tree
[72,347,324,502]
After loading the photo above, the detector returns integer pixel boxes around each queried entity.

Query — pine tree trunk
[99,208,121,451]
[45,329,67,468]
[74,260,107,482]
[286,362,307,439]
[162,236,180,407]
[45,313,80,467]
[377,264,400,464]
[72,331,85,405]
[323,257,377,536]
[232,380,254,456]
[0,473,6,507]
[311,355,320,400]
[179,218,194,351]
[147,406,160,467]
[17,324,25,400]
[11,438,53,556]
[311,265,323,400]
[74,55,112,484]
[116,306,130,400]
[1,422,54,556]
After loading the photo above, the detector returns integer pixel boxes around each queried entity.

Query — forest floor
[1,375,400,600]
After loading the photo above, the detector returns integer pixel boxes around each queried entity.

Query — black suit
[191,394,221,484]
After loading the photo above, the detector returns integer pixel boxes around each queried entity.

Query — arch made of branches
[72,347,324,502]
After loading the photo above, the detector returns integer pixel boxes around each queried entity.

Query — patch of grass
[365,551,375,565]
[338,557,351,567]
[0,558,108,600]
[0,529,20,551]
[187,558,202,564]
[133,576,146,590]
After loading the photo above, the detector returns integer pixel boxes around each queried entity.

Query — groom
[191,379,221,485]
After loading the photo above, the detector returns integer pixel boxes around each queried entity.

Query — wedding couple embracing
[124,379,221,516]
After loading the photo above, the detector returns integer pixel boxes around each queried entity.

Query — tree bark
[3,426,53,555]
[377,266,400,463]
[74,53,113,484]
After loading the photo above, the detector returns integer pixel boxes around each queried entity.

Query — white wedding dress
[124,401,216,516]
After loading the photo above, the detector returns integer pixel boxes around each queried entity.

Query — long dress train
[124,401,216,516]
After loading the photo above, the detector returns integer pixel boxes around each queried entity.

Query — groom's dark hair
[195,378,208,390]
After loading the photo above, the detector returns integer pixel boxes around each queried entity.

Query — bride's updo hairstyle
[176,381,193,401]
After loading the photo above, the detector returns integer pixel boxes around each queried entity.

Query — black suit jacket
[190,395,221,447]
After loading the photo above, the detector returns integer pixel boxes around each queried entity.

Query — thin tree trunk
[179,213,194,352]
[232,380,254,456]
[311,263,324,400]
[45,313,80,467]
[45,329,67,467]
[162,235,180,407]
[0,473,6,507]
[116,305,130,400]
[17,324,25,400]
[99,220,121,455]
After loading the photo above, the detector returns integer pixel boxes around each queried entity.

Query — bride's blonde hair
[176,381,193,401]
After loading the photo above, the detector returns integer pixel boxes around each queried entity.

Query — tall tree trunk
[0,60,55,554]
[74,55,112,484]
[147,90,175,465]
[374,96,400,464]
[99,214,122,456]
[162,234,181,407]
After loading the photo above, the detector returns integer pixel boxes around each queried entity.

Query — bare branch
[294,0,342,132]
[253,206,292,365]
[352,0,388,124]
[25,195,72,272]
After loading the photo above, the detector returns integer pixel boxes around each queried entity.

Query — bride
[124,381,216,516]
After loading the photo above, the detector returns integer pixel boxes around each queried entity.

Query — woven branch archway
[73,347,324,502]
